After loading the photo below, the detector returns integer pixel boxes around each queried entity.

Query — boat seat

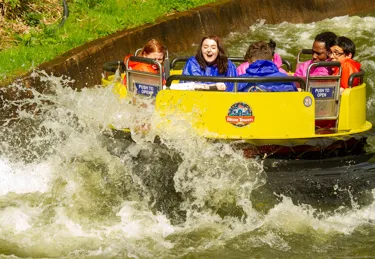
[305,61,342,130]
[136,48,170,79]
[125,56,163,98]
[296,49,313,71]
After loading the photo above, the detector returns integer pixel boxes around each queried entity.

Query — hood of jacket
[245,60,280,76]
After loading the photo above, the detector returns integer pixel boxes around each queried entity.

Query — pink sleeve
[278,67,288,75]
[294,60,310,77]
[273,53,283,68]
[309,67,329,76]
[294,60,330,77]
[236,62,249,75]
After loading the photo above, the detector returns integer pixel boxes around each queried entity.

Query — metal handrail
[170,56,292,72]
[305,61,342,126]
[126,56,163,90]
[297,49,313,62]
[305,61,342,90]
[165,75,305,92]
[170,56,245,69]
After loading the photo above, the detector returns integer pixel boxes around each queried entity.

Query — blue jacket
[182,56,237,91]
[237,60,297,92]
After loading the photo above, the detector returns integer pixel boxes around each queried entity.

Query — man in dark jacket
[237,41,297,92]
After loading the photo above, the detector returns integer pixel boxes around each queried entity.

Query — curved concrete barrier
[10,0,375,89]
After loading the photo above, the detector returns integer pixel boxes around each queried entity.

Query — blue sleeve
[224,60,238,92]
[271,72,298,92]
[182,58,238,91]
[231,72,255,92]
[236,73,297,92]
[264,82,298,92]
[182,57,203,76]
[226,61,238,77]
[282,82,298,92]
[236,82,254,92]
[181,57,204,84]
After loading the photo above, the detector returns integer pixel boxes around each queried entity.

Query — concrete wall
[19,0,375,90]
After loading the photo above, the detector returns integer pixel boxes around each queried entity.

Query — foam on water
[0,159,52,195]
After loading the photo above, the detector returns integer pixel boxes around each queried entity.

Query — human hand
[215,83,226,91]
[193,84,209,90]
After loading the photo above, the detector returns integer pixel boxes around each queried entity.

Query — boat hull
[155,84,371,139]
[101,65,372,159]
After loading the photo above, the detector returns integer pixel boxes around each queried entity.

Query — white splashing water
[1,15,375,258]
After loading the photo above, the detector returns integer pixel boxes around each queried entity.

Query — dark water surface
[1,15,375,258]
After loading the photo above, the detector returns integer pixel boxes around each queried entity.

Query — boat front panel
[155,90,316,139]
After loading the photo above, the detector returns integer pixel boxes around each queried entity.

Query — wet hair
[244,41,273,62]
[268,39,276,56]
[314,31,337,50]
[195,35,229,74]
[140,38,166,61]
[333,36,356,58]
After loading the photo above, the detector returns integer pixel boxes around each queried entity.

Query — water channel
[1,15,375,258]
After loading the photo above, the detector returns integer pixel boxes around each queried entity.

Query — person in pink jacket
[237,39,286,75]
[294,31,337,77]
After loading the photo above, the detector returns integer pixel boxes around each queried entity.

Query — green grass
[0,0,216,85]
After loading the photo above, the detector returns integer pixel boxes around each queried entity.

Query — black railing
[348,69,365,87]
[103,61,125,73]
[165,75,306,92]
[170,56,292,72]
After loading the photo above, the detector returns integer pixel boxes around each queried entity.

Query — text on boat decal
[226,102,255,127]
[134,83,158,97]
[311,87,334,98]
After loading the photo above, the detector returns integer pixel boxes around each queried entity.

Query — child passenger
[123,38,166,85]
[237,39,286,75]
[329,36,361,92]
[182,35,237,91]
[237,41,297,92]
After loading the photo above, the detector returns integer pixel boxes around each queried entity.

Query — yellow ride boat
[102,55,372,159]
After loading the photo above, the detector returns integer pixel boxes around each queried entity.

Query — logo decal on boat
[226,102,254,127]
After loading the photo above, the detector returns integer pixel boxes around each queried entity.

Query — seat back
[296,49,313,71]
[125,56,163,98]
[306,61,342,128]
[281,59,292,73]
[136,48,170,79]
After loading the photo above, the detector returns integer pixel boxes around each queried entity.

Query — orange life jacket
[332,58,361,89]
[123,54,165,85]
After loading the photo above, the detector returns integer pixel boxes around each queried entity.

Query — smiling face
[201,38,219,64]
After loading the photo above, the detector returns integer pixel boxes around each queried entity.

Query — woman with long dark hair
[182,35,237,91]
